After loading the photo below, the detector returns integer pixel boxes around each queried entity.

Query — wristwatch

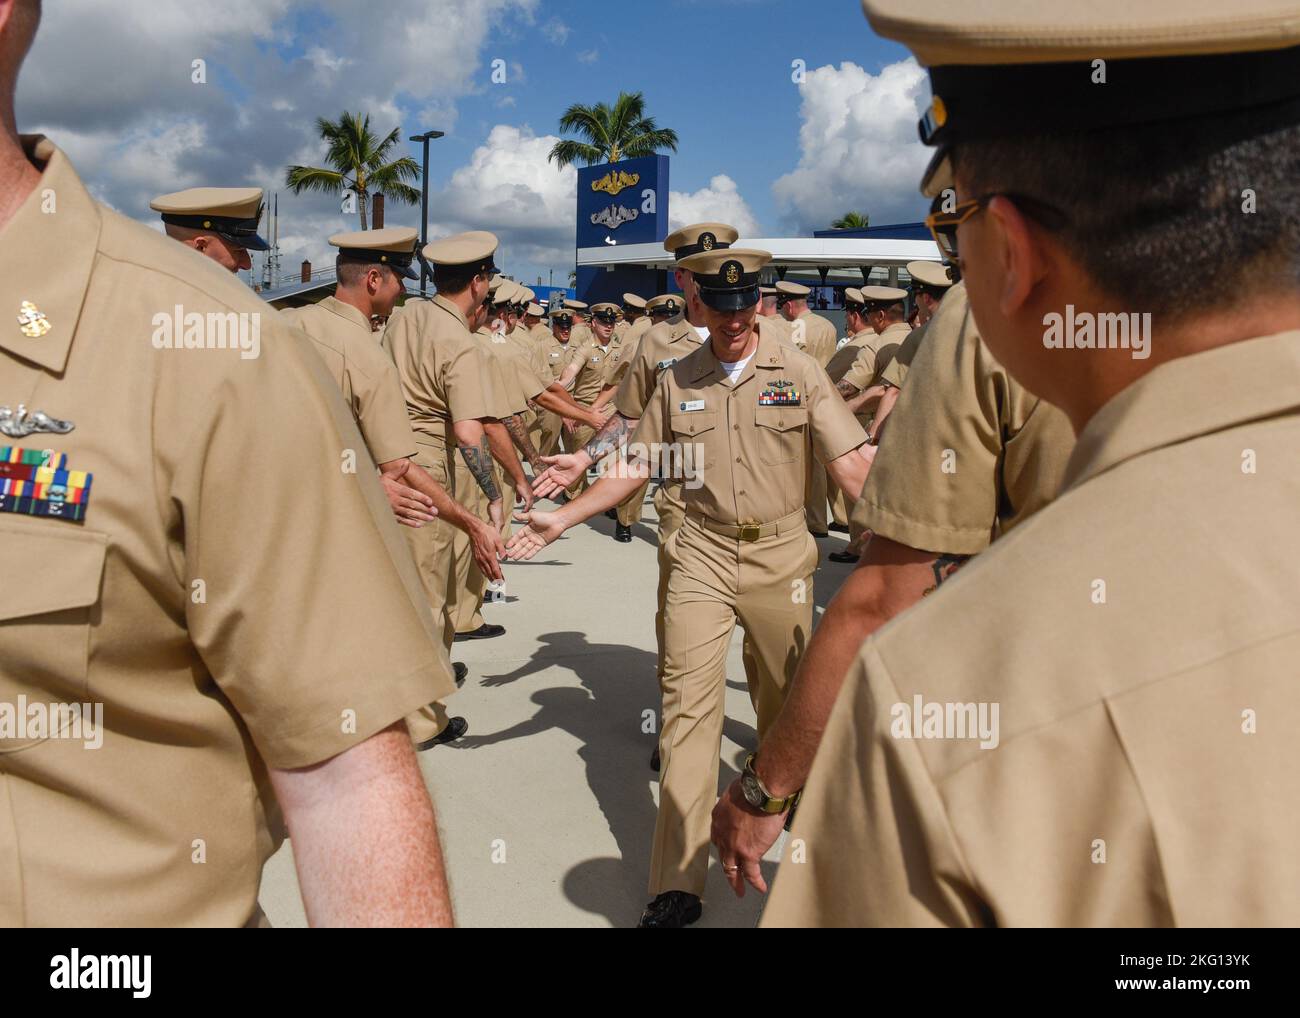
[739,753,801,814]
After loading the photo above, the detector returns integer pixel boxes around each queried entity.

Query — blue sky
[19,0,933,285]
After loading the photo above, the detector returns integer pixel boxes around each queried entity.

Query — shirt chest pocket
[754,406,808,466]
[668,410,718,471]
[0,522,106,754]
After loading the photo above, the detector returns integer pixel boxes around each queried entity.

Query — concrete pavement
[257,495,858,927]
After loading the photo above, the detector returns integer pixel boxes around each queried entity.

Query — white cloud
[542,19,572,45]
[577,49,599,64]
[669,175,760,237]
[428,125,576,271]
[772,59,932,232]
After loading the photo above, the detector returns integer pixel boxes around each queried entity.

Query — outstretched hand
[531,453,587,499]
[504,508,565,560]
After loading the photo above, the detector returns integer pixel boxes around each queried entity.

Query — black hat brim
[696,285,759,312]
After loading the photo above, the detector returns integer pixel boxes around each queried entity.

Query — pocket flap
[669,410,717,437]
[755,407,808,432]
[0,523,106,622]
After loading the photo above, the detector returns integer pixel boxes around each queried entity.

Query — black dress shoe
[828,522,850,533]
[650,747,660,771]
[637,891,701,928]
[604,508,617,520]
[810,531,830,539]
[828,550,860,564]
[453,622,505,642]
[415,716,468,750]
[614,523,632,542]
[453,662,468,687]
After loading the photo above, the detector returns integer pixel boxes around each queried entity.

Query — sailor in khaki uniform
[382,233,518,657]
[531,223,741,773]
[511,249,873,927]
[149,185,269,275]
[553,302,618,497]
[565,299,593,348]
[280,228,514,745]
[760,0,1300,927]
[836,286,911,410]
[864,260,957,446]
[822,287,878,534]
[532,307,576,456]
[0,126,455,923]
[615,292,649,347]
[756,285,793,342]
[775,281,837,535]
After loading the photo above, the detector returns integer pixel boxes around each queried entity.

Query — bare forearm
[549,468,648,531]
[535,384,602,428]
[503,412,540,469]
[458,435,501,502]
[825,444,875,502]
[846,384,886,416]
[484,419,527,490]
[584,411,635,465]
[271,725,453,927]
[869,386,902,441]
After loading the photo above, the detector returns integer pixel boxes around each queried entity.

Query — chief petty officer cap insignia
[328,226,421,281]
[150,187,270,250]
[860,0,1300,196]
[663,222,740,261]
[677,248,772,312]
[422,230,499,276]
[590,302,620,322]
[646,293,685,315]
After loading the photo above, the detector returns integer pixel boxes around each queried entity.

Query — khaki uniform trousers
[649,507,818,898]
[402,444,456,742]
[534,409,563,457]
[450,443,495,635]
[617,478,649,527]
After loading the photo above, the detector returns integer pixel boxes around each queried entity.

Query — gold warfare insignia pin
[723,261,740,285]
[18,301,51,338]
[700,232,715,251]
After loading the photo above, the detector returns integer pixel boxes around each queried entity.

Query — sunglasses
[925,192,1068,265]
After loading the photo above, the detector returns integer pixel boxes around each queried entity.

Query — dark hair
[953,118,1300,319]
[335,255,394,288]
[432,264,484,295]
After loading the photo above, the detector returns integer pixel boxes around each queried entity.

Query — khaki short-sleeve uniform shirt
[564,337,614,406]
[613,317,706,419]
[841,321,913,393]
[280,295,417,465]
[0,139,452,927]
[825,329,877,384]
[382,295,511,476]
[793,310,838,366]
[852,284,1075,556]
[630,325,865,526]
[765,329,1300,927]
[879,325,927,389]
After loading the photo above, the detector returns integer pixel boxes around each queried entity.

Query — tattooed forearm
[922,553,969,597]
[584,412,631,461]
[836,378,860,399]
[459,437,501,501]
[504,412,540,468]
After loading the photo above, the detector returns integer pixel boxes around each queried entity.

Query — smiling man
[507,248,874,927]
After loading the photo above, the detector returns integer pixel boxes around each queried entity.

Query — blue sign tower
[574,154,670,304]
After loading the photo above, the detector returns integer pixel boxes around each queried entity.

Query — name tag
[677,399,706,412]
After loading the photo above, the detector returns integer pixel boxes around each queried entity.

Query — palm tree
[832,211,870,230]
[548,91,679,168]
[285,112,421,230]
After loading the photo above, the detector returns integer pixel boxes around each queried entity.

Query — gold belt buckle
[738,523,761,542]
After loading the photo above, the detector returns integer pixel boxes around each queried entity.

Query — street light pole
[409,129,445,297]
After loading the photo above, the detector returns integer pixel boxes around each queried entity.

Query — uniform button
[735,456,741,463]
[738,489,746,495]
[733,424,739,431]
